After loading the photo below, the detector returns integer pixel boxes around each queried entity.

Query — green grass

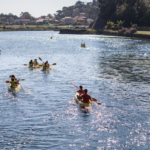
[136,31,150,35]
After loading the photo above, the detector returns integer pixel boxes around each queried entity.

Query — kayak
[28,65,40,69]
[81,45,86,48]
[74,93,92,107]
[8,84,21,92]
[41,66,52,71]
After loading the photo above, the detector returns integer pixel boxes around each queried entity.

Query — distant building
[14,19,20,24]
[61,17,73,24]
[87,18,94,25]
[18,19,30,24]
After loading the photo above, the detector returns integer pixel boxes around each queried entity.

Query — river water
[0,31,150,149]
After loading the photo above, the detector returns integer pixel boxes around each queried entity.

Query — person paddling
[79,89,92,103]
[11,75,19,86]
[10,78,17,89]
[33,59,39,66]
[43,62,47,70]
[77,86,85,95]
[46,61,50,69]
[29,60,33,68]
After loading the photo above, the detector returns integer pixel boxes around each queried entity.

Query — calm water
[0,31,150,149]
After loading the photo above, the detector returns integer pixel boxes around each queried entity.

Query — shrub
[117,20,124,28]
[131,23,137,28]
[107,20,114,29]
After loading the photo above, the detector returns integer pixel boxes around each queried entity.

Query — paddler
[77,86,85,95]
[29,60,33,68]
[10,78,17,89]
[10,75,19,86]
[43,62,47,70]
[79,89,92,103]
[46,61,50,69]
[33,59,39,66]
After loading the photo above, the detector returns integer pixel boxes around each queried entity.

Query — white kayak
[74,93,92,107]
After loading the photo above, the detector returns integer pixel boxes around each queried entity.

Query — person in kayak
[10,78,17,89]
[79,89,92,103]
[33,59,39,66]
[29,60,33,68]
[11,75,19,86]
[46,61,50,69]
[77,86,85,95]
[43,62,47,70]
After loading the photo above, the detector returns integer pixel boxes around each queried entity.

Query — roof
[36,19,44,23]
[19,19,30,22]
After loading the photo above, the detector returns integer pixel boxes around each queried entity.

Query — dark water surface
[0,31,150,149]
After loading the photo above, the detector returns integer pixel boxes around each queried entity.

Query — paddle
[6,79,25,83]
[24,64,28,66]
[39,57,44,63]
[39,57,57,66]
[70,82,101,105]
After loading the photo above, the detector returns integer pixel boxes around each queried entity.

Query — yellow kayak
[41,66,52,71]
[74,93,92,107]
[81,45,86,48]
[28,65,40,69]
[8,84,21,92]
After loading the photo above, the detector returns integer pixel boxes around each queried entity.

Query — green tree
[47,14,53,18]
[107,20,114,29]
[9,17,14,22]
[117,20,124,28]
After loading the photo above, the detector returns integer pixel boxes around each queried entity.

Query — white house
[14,19,20,24]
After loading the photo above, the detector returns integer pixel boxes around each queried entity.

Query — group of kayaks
[28,64,52,71]
[7,58,53,93]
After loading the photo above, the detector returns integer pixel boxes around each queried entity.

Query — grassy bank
[0,25,67,31]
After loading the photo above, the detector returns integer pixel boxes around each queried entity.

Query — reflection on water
[0,32,150,149]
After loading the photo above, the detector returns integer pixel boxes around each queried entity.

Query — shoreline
[59,28,150,39]
[1,27,150,39]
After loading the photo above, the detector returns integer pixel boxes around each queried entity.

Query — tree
[8,13,13,16]
[1,17,6,22]
[20,12,33,20]
[9,17,14,22]
[48,14,53,18]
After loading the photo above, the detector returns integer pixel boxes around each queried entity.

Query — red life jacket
[81,94,91,103]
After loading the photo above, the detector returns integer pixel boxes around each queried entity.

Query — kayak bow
[74,93,92,107]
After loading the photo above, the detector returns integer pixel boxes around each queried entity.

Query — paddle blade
[6,81,10,83]
[52,63,57,65]
[24,64,28,66]
[97,103,102,105]
[20,79,25,81]
[9,75,12,78]
[39,57,42,61]
[39,65,43,67]
[71,83,79,89]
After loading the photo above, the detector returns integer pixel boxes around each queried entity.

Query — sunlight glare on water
[0,31,150,149]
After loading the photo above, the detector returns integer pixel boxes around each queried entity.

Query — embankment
[59,29,150,39]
